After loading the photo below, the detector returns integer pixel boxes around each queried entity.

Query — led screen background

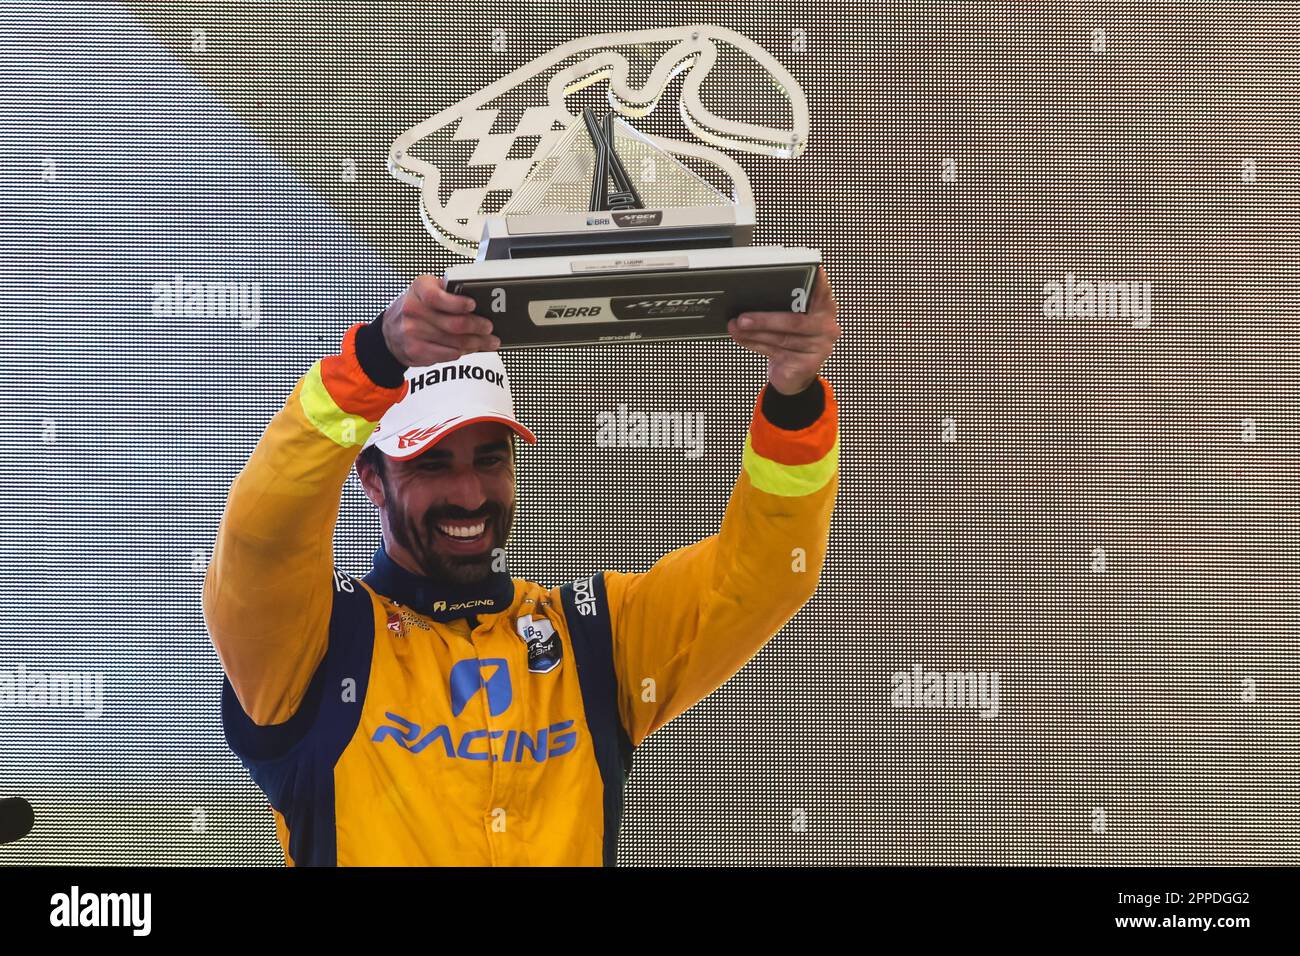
[1,0,1296,864]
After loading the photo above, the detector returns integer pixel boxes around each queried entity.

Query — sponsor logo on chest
[515,614,562,674]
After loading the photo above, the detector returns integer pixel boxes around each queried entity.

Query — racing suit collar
[362,542,515,623]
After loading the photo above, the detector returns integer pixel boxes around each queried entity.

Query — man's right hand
[381,275,500,366]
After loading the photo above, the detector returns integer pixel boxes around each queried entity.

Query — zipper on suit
[470,613,501,866]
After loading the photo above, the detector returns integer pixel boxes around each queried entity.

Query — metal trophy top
[500,107,731,218]
[388,26,819,348]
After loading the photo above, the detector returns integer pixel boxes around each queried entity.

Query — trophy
[388,25,818,348]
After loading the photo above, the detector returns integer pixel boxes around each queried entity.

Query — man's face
[359,421,516,586]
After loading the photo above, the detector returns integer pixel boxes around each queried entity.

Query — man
[203,268,841,866]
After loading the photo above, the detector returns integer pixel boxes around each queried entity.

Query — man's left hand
[726,265,841,395]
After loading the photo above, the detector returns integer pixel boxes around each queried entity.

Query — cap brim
[374,412,537,461]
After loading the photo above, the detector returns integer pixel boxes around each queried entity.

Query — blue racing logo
[371,658,578,762]
[450,657,511,717]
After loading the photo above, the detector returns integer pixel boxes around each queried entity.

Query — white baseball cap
[362,350,537,460]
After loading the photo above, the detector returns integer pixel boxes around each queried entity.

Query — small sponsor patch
[385,610,404,637]
[515,614,562,674]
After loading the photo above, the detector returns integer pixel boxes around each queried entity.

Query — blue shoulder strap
[559,571,635,866]
[219,567,376,866]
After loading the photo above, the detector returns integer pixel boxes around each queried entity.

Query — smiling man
[203,270,841,866]
[366,423,515,580]
[355,357,526,592]
[372,424,514,576]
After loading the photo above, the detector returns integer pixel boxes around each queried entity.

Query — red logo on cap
[397,417,460,449]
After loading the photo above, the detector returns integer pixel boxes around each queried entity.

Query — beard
[385,491,514,586]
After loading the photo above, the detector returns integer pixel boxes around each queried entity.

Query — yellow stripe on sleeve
[298,361,380,448]
[742,432,839,497]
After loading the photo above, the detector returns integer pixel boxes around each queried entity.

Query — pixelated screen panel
[0,2,1296,865]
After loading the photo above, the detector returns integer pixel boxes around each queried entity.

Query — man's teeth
[438,520,486,539]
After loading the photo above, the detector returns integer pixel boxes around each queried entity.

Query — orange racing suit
[202,314,839,865]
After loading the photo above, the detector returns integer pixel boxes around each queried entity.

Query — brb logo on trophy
[387,25,821,349]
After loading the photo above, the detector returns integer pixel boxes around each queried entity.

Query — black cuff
[354,311,408,389]
[760,378,825,431]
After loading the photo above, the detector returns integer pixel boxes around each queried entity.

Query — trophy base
[445,245,820,349]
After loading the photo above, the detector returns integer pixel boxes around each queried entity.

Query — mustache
[424,502,502,525]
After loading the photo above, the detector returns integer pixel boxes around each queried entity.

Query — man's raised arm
[604,376,839,746]
[202,316,408,725]
[602,265,842,746]
[202,275,500,726]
